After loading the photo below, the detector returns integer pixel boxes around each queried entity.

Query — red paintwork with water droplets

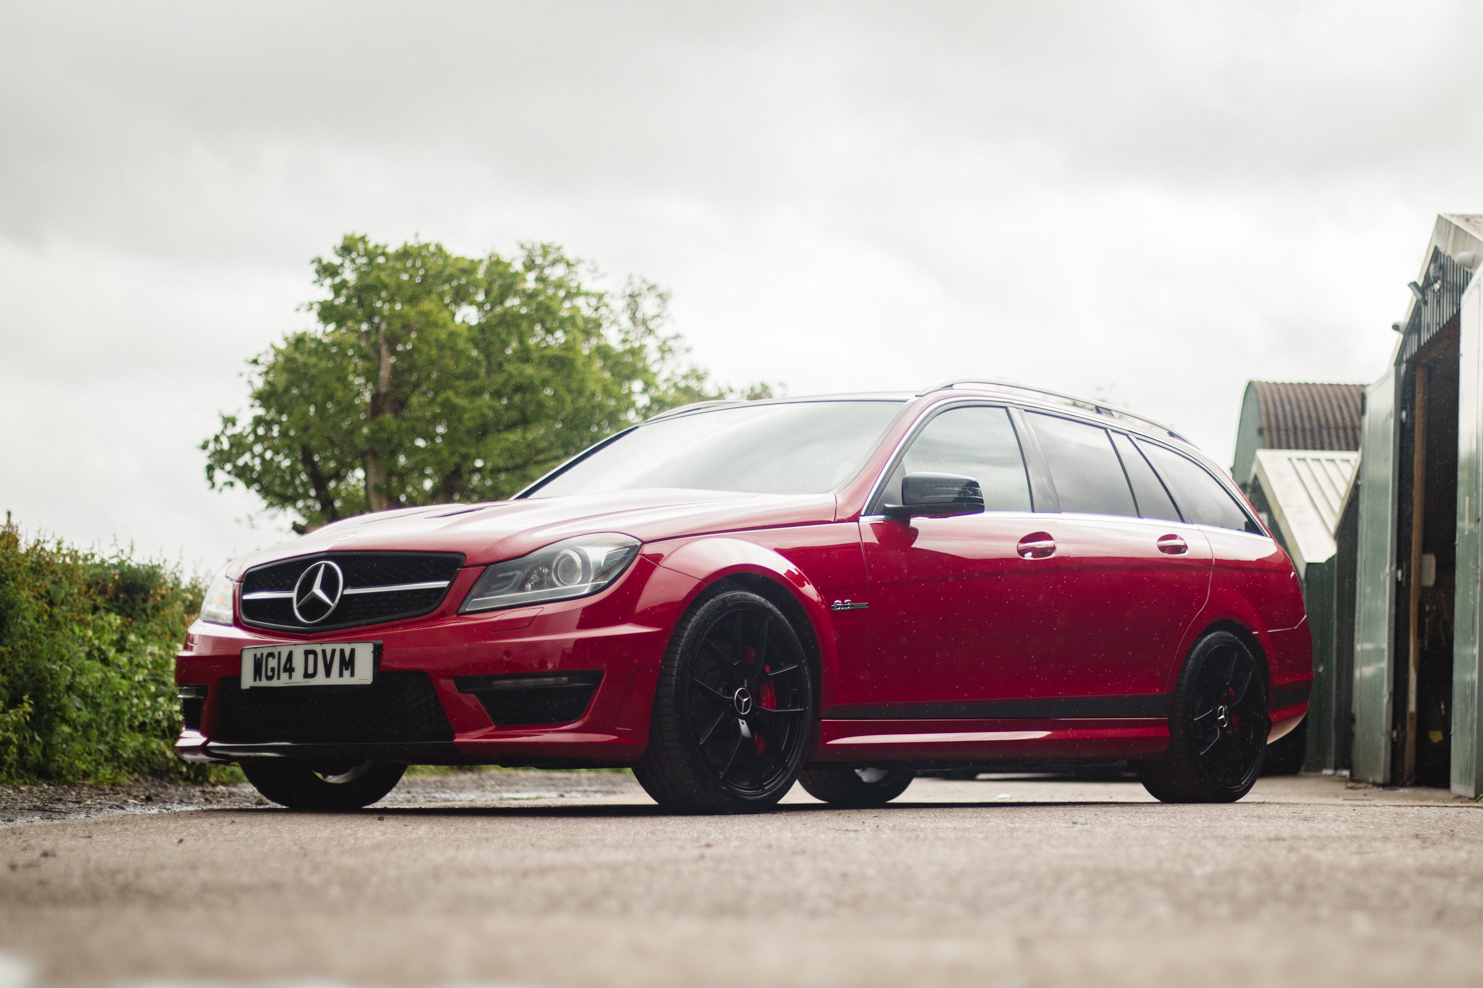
[175,390,1311,770]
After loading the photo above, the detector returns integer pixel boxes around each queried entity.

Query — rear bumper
[1263,619,1313,738]
[1267,709,1306,745]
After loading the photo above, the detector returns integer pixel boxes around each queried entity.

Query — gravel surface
[0,769,644,827]
[0,777,264,826]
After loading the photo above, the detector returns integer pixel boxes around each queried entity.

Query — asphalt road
[1,772,1480,988]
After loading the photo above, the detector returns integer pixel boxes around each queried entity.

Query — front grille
[240,551,464,632]
[454,671,604,727]
[211,672,454,744]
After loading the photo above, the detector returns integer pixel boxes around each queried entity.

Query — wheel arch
[708,572,825,710]
[646,536,838,707]
[1180,618,1273,700]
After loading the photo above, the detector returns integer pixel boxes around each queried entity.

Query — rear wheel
[241,758,406,810]
[634,589,814,813]
[797,766,914,807]
[1137,630,1269,803]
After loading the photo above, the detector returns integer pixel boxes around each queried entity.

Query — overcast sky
[3,1,1480,572]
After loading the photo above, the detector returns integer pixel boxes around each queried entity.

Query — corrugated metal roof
[1251,449,1360,577]
[1252,381,1363,452]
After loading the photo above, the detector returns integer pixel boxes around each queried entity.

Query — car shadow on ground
[206,798,1145,819]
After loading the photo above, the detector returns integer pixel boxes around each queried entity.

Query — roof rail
[920,379,1189,443]
[641,399,747,424]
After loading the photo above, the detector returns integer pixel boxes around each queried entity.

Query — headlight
[461,534,641,613]
[198,566,236,625]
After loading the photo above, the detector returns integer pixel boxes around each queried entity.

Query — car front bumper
[174,555,696,767]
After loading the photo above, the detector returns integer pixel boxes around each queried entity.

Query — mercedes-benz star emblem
[292,560,345,624]
[732,687,753,716]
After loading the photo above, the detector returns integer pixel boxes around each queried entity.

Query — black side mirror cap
[884,473,986,520]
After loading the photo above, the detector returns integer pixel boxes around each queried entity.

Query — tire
[797,766,915,807]
[1137,630,1270,804]
[241,758,406,810]
[633,588,815,814]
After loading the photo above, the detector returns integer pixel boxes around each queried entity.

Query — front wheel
[1137,630,1269,803]
[633,589,815,813]
[241,758,406,810]
[797,766,914,807]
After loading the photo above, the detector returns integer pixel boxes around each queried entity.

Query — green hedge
[0,515,210,783]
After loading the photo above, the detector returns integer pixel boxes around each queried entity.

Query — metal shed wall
[1453,276,1483,796]
[1353,366,1398,784]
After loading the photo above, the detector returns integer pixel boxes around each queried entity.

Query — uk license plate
[240,642,377,688]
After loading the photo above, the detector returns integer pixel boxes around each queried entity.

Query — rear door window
[1134,439,1257,532]
[1026,413,1137,517]
[877,405,1031,512]
[1110,432,1181,522]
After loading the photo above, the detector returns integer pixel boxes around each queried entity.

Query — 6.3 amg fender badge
[292,560,345,624]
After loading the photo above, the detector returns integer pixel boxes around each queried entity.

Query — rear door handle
[1157,534,1188,555]
[1017,533,1056,559]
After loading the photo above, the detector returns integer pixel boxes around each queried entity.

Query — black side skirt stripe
[1270,682,1312,710]
[823,694,1171,721]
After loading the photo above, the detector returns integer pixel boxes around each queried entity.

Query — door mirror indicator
[886,473,986,520]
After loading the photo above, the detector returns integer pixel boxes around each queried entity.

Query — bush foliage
[0,515,208,783]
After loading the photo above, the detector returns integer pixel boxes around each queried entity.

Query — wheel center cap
[732,687,753,715]
[1216,705,1230,729]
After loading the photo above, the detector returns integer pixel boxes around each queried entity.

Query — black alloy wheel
[634,588,814,813]
[797,765,915,807]
[240,758,406,810]
[1137,630,1269,803]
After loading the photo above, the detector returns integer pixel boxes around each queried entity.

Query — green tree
[204,235,769,531]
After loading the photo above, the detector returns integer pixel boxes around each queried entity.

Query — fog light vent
[453,671,603,727]
[178,685,209,730]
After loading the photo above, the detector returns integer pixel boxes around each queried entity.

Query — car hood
[226,489,840,576]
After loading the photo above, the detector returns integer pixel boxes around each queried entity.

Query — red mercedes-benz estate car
[176,380,1311,812]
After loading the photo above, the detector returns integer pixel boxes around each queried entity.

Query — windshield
[528,400,904,498]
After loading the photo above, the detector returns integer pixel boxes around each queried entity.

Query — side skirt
[813,718,1170,764]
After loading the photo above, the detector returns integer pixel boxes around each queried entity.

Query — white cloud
[0,0,1474,563]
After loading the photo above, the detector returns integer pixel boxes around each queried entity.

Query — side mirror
[884,473,985,520]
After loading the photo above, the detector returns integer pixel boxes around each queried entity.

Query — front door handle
[1157,534,1188,555]
[1017,533,1056,559]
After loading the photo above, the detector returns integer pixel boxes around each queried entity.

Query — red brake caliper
[756,663,777,754]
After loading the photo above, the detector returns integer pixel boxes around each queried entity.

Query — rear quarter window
[1134,439,1259,533]
[1110,432,1181,522]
